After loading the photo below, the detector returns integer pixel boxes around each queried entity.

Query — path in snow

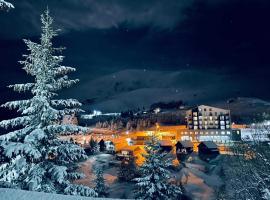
[74,153,135,199]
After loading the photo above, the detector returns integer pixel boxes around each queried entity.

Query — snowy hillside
[0,188,125,200]
[60,69,270,123]
[215,97,270,123]
[64,69,238,112]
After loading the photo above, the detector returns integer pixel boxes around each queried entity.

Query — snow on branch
[1,99,31,110]
[45,124,89,135]
[0,0,14,10]
[64,184,97,197]
[8,83,35,93]
[51,99,82,107]
[0,116,31,129]
[3,142,41,159]
[48,165,67,184]
[0,127,32,141]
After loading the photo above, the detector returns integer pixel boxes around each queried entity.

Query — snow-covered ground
[75,153,223,200]
[74,153,135,199]
[0,188,124,200]
[0,153,222,200]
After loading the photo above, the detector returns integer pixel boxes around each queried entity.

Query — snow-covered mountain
[61,69,270,123]
[62,69,242,112]
[214,97,270,123]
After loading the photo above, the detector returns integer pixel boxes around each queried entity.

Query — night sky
[0,0,270,117]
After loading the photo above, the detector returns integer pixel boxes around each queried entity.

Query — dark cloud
[0,0,270,117]
[0,0,196,39]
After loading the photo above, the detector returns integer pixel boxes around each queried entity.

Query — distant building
[186,105,231,130]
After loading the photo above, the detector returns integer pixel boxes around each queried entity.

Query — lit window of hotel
[221,131,225,135]
[227,131,230,135]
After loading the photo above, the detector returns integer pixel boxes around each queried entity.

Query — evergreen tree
[0,9,97,197]
[134,136,182,200]
[118,157,137,182]
[89,137,99,154]
[94,168,108,197]
[99,139,106,152]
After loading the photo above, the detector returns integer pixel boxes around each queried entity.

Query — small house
[116,146,144,163]
[159,140,173,152]
[105,141,115,153]
[198,141,219,155]
[176,140,193,154]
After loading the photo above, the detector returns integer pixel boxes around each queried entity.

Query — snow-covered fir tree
[118,157,137,182]
[89,137,99,154]
[0,0,14,10]
[0,9,97,197]
[94,168,108,198]
[134,136,182,200]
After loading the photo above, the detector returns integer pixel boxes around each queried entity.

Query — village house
[198,141,219,155]
[175,140,194,154]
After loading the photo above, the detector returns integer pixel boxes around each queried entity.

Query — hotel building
[186,105,231,130]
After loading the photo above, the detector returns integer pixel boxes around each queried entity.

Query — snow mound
[0,188,126,200]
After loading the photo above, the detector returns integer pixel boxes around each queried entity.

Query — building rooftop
[177,140,193,148]
[199,141,218,149]
[159,140,173,146]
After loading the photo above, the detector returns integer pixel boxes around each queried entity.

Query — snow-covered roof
[199,141,218,149]
[0,188,128,200]
[159,140,173,146]
[177,140,193,148]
